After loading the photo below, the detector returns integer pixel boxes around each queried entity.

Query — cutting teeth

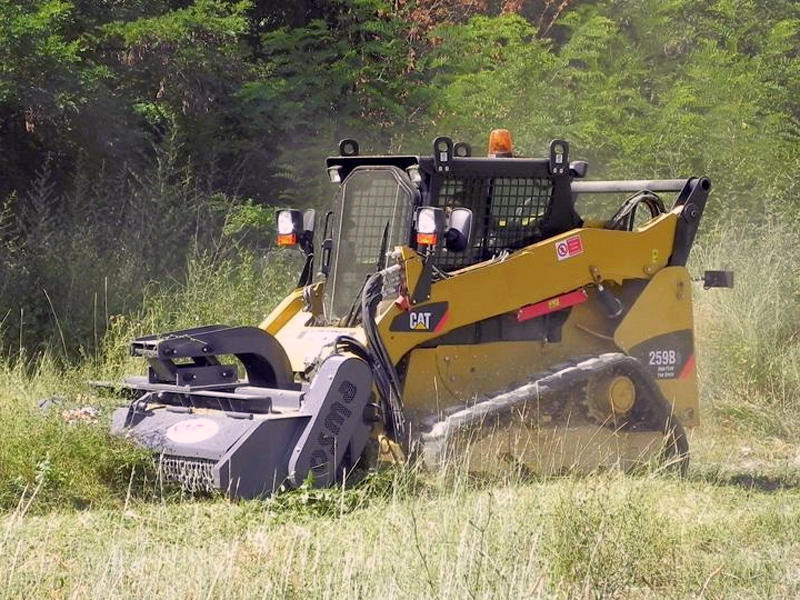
[156,455,215,493]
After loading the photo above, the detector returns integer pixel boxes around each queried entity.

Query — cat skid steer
[106,131,732,498]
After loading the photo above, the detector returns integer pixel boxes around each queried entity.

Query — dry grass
[2,432,799,599]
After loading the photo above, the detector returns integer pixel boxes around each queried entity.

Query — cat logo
[390,301,449,333]
[409,311,432,330]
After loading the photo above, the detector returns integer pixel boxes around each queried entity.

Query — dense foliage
[0,0,798,352]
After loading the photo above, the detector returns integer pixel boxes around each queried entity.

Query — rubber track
[416,352,689,474]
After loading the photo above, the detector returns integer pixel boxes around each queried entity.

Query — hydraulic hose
[361,269,407,442]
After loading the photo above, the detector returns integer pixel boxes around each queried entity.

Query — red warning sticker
[555,235,584,261]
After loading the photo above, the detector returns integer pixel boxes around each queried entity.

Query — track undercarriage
[418,353,688,476]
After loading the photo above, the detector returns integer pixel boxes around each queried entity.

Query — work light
[415,207,446,246]
[327,166,342,183]
[406,165,422,186]
[276,209,303,246]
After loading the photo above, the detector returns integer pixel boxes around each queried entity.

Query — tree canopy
[0,0,797,351]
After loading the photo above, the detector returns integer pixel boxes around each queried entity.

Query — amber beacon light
[488,129,513,157]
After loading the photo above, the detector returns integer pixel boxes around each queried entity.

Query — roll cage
[325,137,583,272]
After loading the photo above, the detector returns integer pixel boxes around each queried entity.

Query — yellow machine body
[263,206,700,448]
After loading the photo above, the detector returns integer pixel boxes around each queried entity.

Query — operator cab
[276,131,588,322]
[326,166,418,318]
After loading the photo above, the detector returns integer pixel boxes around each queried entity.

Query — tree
[0,0,92,195]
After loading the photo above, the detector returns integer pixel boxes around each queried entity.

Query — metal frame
[326,138,584,272]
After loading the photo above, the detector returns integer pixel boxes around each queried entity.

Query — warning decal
[555,235,584,261]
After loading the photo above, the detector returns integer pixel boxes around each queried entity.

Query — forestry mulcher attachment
[109,131,732,498]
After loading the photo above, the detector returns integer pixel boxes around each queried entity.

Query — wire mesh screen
[326,169,413,319]
[434,176,553,270]
[342,172,411,262]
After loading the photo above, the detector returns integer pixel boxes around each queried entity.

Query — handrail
[571,179,687,193]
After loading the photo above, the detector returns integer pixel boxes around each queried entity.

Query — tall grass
[0,353,157,511]
[692,217,800,438]
[1,470,798,599]
[92,249,298,380]
[0,218,799,598]
[0,248,297,511]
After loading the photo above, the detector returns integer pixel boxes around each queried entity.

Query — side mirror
[445,208,472,252]
[569,160,589,178]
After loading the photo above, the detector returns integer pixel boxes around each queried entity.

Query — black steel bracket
[702,270,734,289]
[432,137,453,173]
[668,177,712,266]
[131,325,294,389]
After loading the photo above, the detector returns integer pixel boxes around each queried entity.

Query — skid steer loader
[107,131,732,498]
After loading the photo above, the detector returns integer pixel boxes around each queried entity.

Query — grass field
[1,221,798,599]
[3,429,799,599]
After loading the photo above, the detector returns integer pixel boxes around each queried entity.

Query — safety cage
[326,137,581,273]
[431,174,554,270]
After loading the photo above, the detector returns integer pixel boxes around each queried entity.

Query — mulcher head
[110,325,377,498]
